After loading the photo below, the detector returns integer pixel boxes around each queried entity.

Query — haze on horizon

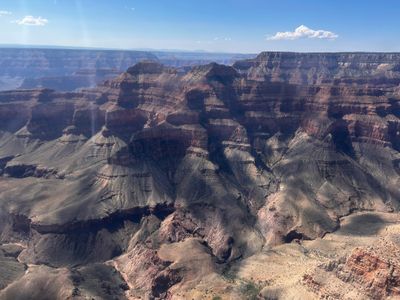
[0,0,399,54]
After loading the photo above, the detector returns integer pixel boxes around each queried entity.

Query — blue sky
[0,0,399,53]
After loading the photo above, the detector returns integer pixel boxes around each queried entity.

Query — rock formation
[1,52,400,299]
[0,48,254,91]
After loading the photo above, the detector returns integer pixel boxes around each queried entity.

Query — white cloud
[213,37,232,42]
[0,10,12,16]
[124,5,135,12]
[268,25,338,41]
[15,16,48,26]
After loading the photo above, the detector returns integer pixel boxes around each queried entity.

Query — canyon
[1,52,400,299]
[0,48,252,91]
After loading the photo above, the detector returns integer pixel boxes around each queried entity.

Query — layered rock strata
[1,53,400,299]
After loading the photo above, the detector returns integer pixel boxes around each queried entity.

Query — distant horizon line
[1,43,400,55]
[0,43,255,55]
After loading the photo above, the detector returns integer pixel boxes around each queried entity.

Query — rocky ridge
[0,48,254,91]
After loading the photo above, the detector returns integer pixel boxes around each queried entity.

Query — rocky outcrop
[303,240,400,299]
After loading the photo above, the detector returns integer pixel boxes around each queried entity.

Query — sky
[0,0,399,53]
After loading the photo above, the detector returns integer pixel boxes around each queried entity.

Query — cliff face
[234,52,400,85]
[1,53,400,299]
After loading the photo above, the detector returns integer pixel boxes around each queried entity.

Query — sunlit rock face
[1,53,400,299]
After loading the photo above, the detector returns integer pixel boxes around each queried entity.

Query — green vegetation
[240,281,262,300]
